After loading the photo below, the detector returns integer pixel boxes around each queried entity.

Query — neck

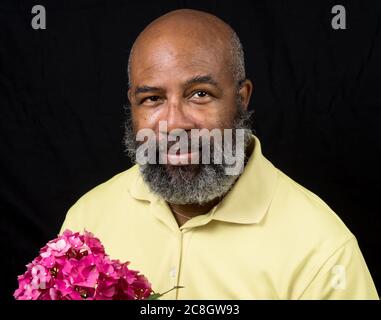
[169,198,221,227]
[169,197,221,219]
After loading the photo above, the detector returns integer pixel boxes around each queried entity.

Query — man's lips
[156,137,205,165]
[163,150,200,165]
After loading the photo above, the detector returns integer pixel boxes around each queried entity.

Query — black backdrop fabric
[0,0,380,300]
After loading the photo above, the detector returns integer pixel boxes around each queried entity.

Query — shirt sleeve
[299,237,379,300]
[59,200,85,235]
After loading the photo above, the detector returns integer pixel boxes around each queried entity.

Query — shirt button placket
[169,231,183,299]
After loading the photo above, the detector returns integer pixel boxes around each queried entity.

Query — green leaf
[145,286,185,300]
[146,293,162,300]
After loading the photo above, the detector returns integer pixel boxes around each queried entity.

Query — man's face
[125,33,252,205]
[128,37,240,149]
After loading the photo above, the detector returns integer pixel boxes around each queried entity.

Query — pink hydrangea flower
[14,230,154,300]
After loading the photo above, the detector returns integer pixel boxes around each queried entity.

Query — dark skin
[128,9,253,226]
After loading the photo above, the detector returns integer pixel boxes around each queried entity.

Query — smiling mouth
[164,150,200,165]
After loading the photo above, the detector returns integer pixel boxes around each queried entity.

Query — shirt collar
[129,135,279,225]
[210,135,279,224]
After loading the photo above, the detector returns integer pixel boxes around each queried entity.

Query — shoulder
[60,165,139,233]
[270,168,354,252]
[77,165,139,204]
[266,169,373,298]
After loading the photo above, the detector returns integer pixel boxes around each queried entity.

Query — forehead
[130,36,232,86]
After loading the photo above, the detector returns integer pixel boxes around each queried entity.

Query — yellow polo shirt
[60,135,378,299]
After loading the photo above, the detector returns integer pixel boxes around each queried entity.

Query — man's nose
[160,96,196,133]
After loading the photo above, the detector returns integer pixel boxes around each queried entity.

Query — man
[61,9,378,299]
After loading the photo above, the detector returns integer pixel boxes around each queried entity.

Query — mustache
[136,134,225,154]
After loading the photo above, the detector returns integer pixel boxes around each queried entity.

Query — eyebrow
[134,85,162,96]
[184,74,219,87]
[133,74,220,96]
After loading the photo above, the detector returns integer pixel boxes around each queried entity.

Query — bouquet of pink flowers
[14,230,157,300]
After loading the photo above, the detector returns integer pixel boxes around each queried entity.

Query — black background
[0,0,380,301]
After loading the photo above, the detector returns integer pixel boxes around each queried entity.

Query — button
[169,267,177,278]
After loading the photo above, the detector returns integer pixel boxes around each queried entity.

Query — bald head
[127,9,246,87]
[124,9,254,205]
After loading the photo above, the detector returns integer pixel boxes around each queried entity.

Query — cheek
[195,110,222,128]
[187,110,231,131]
[200,102,236,129]
[131,107,157,131]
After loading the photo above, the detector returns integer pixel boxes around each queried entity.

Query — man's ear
[238,79,253,110]
[127,88,133,104]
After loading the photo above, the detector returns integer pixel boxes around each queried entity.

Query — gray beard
[123,102,253,205]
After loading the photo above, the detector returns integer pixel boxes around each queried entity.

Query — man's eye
[192,91,208,98]
[142,96,160,103]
